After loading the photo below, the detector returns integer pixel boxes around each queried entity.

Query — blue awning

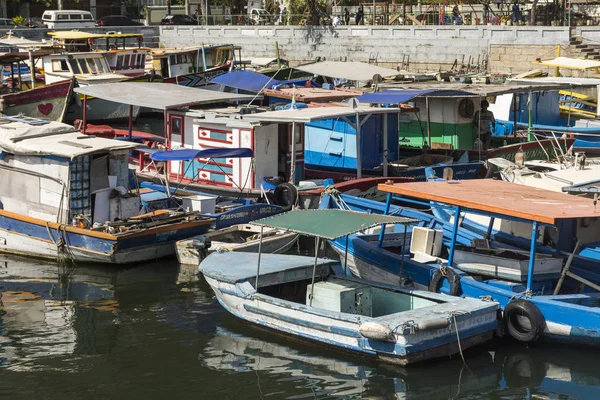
[355,89,474,104]
[210,70,279,92]
[151,148,253,161]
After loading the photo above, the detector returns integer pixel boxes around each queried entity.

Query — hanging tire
[428,267,461,296]
[503,299,545,343]
[273,183,297,212]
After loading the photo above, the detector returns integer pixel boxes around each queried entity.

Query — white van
[42,10,95,29]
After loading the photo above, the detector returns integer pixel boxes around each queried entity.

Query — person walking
[344,7,350,25]
[355,6,364,25]
[512,1,520,24]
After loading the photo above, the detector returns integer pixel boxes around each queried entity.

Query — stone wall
[160,25,573,72]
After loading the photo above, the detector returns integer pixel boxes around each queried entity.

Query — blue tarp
[151,147,253,161]
[355,89,473,104]
[210,70,279,92]
[210,70,318,92]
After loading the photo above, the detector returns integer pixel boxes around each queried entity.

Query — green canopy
[252,209,418,240]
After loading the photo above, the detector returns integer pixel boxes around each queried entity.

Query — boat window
[169,54,176,65]
[140,54,146,68]
[129,54,136,68]
[86,58,97,73]
[171,117,182,134]
[52,59,69,72]
[176,55,182,65]
[78,59,89,74]
[116,55,123,70]
[94,58,105,73]
[123,55,130,70]
[68,59,80,74]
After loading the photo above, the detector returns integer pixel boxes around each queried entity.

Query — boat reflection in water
[200,318,600,399]
[0,255,178,371]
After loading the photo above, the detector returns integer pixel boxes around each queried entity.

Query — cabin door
[278,123,304,183]
[167,114,185,176]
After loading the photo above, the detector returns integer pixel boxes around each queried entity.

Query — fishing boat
[322,179,600,345]
[199,209,499,366]
[148,44,238,88]
[0,117,213,264]
[48,31,152,78]
[0,78,73,121]
[176,223,298,265]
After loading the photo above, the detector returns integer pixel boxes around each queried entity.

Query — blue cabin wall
[304,114,399,171]
[513,92,563,126]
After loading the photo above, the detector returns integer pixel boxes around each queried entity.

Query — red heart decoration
[38,103,53,116]
[201,173,207,178]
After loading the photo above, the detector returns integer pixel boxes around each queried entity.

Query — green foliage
[12,16,24,26]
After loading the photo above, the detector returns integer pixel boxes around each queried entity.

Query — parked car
[96,15,143,27]
[160,14,197,25]
[26,17,45,28]
[41,10,95,29]
[0,18,20,28]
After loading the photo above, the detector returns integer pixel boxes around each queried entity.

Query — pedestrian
[355,6,364,25]
[512,1,520,24]
[280,5,287,25]
[344,7,350,25]
[472,100,496,150]
[452,4,461,24]
[483,2,490,23]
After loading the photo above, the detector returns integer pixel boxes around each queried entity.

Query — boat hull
[0,210,212,264]
[0,80,73,122]
[204,276,497,366]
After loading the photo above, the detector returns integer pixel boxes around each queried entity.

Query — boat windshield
[68,57,110,75]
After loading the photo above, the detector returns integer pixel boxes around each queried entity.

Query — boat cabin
[42,52,127,86]
[149,44,240,81]
[48,31,149,78]
[0,118,138,226]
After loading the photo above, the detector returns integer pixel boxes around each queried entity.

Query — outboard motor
[191,235,212,262]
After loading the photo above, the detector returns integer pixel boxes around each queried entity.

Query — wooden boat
[148,44,238,88]
[0,118,213,264]
[322,180,600,345]
[176,224,298,265]
[199,209,498,366]
[0,79,73,121]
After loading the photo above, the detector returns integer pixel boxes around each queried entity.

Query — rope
[451,312,470,371]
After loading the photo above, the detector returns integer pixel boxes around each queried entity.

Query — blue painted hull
[0,210,213,264]
[320,193,600,345]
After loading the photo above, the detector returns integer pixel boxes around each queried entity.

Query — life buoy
[273,182,297,212]
[503,299,545,343]
[428,266,461,296]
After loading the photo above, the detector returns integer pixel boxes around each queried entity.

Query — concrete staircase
[570,35,600,60]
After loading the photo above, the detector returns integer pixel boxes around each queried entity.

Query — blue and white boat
[321,179,600,345]
[0,118,213,264]
[199,209,499,366]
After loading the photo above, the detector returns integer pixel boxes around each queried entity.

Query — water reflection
[0,254,599,399]
[200,318,600,399]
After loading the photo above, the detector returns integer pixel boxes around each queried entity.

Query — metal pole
[399,223,407,282]
[526,221,538,293]
[29,50,35,89]
[309,236,320,307]
[383,112,389,177]
[355,112,362,178]
[344,235,349,275]
[527,92,533,141]
[486,216,495,240]
[447,205,461,267]
[378,193,392,247]
[255,226,264,289]
[426,96,431,148]
[289,121,296,184]
[82,95,88,134]
[128,104,133,140]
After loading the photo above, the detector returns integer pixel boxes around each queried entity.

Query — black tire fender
[428,267,461,296]
[503,299,545,343]
[273,182,297,212]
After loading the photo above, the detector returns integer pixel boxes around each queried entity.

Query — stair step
[575,44,589,49]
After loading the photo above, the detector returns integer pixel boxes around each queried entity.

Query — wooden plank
[378,179,599,225]
[407,14,422,25]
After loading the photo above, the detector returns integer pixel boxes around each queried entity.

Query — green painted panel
[399,121,476,150]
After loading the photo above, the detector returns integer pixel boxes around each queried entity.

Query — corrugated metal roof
[74,83,256,110]
[253,209,417,240]
[295,61,400,81]
[244,105,401,123]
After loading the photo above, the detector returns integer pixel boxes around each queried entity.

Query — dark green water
[1,254,599,400]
